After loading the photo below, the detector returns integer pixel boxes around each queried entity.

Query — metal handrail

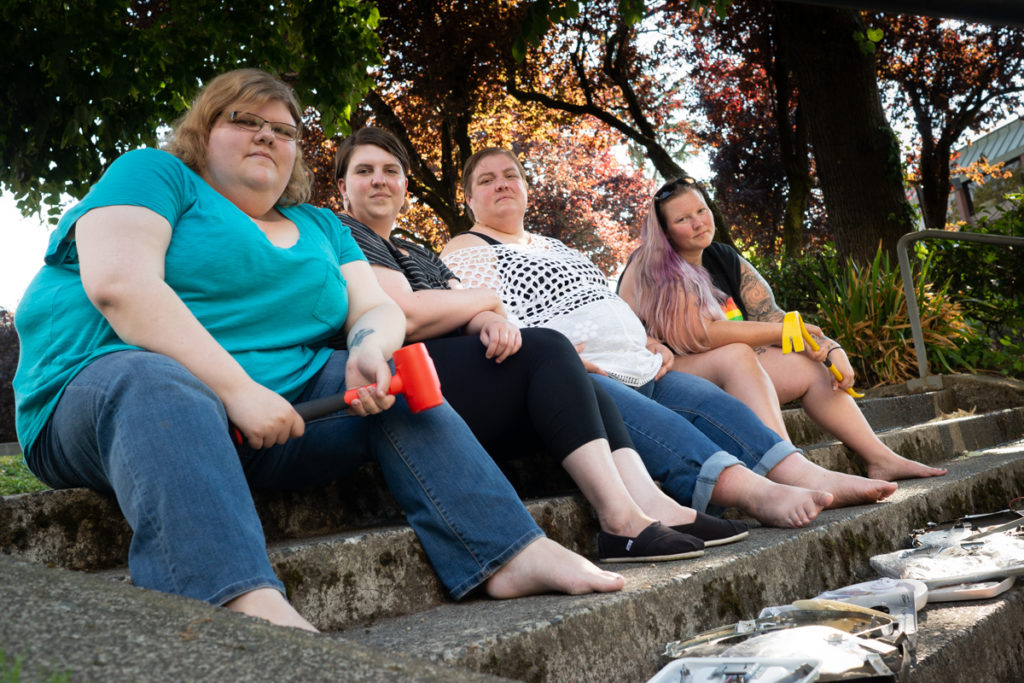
[897,229,1023,380]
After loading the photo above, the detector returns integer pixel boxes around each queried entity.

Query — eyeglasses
[226,111,300,142]
[654,176,697,203]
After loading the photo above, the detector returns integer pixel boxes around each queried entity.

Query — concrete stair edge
[338,444,1024,681]
[803,405,1024,474]
[783,372,1024,447]
[0,553,503,682]
[2,405,1009,575]
[782,388,956,445]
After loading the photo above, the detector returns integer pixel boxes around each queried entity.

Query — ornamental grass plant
[748,242,978,388]
[806,247,976,387]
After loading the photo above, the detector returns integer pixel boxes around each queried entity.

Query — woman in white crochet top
[442,148,898,527]
[331,127,751,564]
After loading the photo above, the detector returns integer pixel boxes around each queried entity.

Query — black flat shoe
[671,512,749,547]
[598,522,704,563]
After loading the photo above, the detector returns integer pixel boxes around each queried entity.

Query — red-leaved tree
[874,15,1024,230]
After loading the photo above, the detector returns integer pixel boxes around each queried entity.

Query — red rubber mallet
[232,343,443,446]
[294,342,443,420]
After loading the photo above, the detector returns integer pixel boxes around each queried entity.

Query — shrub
[806,247,976,387]
[744,243,839,315]
[920,192,1024,379]
[0,309,18,443]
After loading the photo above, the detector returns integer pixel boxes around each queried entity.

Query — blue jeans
[29,350,543,603]
[592,371,798,513]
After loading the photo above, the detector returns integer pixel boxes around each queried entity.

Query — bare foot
[485,538,625,599]
[744,481,834,528]
[769,454,897,508]
[866,453,947,481]
[225,587,318,632]
[712,464,832,528]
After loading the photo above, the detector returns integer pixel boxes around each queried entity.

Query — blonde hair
[165,68,311,205]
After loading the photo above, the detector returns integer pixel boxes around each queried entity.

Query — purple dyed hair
[630,178,726,354]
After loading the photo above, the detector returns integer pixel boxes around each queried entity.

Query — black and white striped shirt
[339,213,457,292]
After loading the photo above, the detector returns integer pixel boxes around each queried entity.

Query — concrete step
[912,575,1024,683]
[0,463,406,571]
[783,373,1023,450]
[782,388,957,447]
[335,440,1024,682]
[2,378,1021,633]
[2,374,1022,681]
[4,405,1019,629]
[803,405,1024,475]
[0,553,501,682]
[266,495,596,630]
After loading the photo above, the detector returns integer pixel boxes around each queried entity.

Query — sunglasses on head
[654,176,697,204]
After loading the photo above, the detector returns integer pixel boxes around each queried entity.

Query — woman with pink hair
[618,177,945,482]
[443,147,901,530]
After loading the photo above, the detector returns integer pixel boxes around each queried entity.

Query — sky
[0,193,57,311]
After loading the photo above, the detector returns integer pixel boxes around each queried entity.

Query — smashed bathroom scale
[655,602,904,681]
[647,656,821,683]
[757,578,926,646]
[872,504,1024,592]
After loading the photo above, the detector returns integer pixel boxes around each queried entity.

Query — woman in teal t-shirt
[13,69,625,632]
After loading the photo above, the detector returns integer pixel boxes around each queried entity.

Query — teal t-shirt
[13,148,365,458]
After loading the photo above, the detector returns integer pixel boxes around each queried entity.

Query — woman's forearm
[346,299,407,359]
[400,288,504,341]
[705,320,783,348]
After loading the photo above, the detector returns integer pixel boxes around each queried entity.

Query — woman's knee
[518,327,589,381]
[519,327,577,358]
[39,351,230,492]
[718,343,761,371]
[762,351,821,399]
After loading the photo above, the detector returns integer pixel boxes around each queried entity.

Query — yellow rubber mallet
[781,310,806,354]
[782,311,864,398]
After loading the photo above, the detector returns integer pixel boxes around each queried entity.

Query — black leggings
[424,328,632,461]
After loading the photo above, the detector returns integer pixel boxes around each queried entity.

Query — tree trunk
[773,1,915,263]
[769,17,814,258]
[781,173,812,256]
[917,135,954,230]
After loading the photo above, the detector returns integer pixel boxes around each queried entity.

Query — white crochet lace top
[443,234,662,387]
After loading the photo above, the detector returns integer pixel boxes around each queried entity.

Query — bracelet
[826,346,842,360]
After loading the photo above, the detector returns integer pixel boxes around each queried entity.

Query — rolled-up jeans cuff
[211,578,287,607]
[693,451,743,513]
[754,440,799,476]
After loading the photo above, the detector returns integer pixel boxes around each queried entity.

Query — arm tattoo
[349,328,373,349]
[738,258,785,323]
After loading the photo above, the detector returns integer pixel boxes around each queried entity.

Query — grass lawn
[0,454,48,495]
